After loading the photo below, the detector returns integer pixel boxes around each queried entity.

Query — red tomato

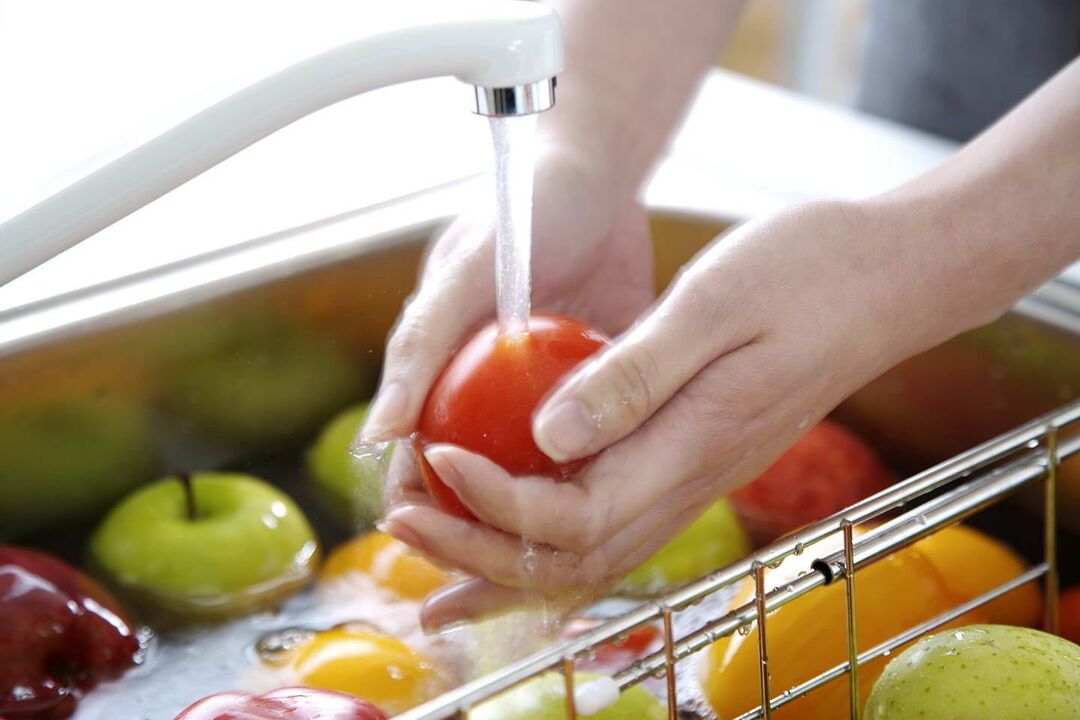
[562,617,662,667]
[417,314,608,519]
[728,420,894,546]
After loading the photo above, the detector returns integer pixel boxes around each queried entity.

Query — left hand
[378,198,1011,630]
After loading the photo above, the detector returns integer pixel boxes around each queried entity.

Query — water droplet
[387,664,404,680]
[255,627,315,664]
[793,542,805,556]
[737,624,752,637]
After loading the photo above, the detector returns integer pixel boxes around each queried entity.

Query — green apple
[616,498,750,596]
[865,624,1080,719]
[167,327,371,446]
[0,397,160,540]
[306,403,384,529]
[89,472,320,621]
[470,673,664,720]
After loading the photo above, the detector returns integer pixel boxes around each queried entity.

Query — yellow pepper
[699,524,1036,719]
[282,627,441,715]
[321,531,449,600]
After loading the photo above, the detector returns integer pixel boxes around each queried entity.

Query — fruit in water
[167,327,368,446]
[417,314,608,519]
[699,526,992,719]
[173,687,388,720]
[469,672,664,720]
[269,627,439,716]
[0,398,159,540]
[561,617,662,669]
[0,546,140,719]
[616,499,750,596]
[307,403,384,529]
[915,523,1041,628]
[89,473,319,620]
[320,531,448,601]
[864,625,1080,719]
[1061,585,1080,645]
[729,420,893,545]
[699,524,1037,719]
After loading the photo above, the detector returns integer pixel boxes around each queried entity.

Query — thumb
[532,271,756,462]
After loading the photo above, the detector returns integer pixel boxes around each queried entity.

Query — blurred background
[718,0,864,104]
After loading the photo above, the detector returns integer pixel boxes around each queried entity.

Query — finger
[362,232,494,440]
[420,577,593,632]
[423,444,604,551]
[532,263,760,462]
[381,439,428,508]
[379,487,698,593]
[425,338,766,554]
[420,578,541,631]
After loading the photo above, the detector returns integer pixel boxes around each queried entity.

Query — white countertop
[0,1,1073,311]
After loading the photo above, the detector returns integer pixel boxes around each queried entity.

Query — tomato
[729,420,894,545]
[417,314,608,519]
[562,617,662,667]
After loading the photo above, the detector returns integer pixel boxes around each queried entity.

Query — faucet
[0,0,562,287]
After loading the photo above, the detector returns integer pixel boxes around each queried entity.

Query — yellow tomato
[916,523,1041,627]
[699,529,989,720]
[321,531,448,600]
[285,628,439,715]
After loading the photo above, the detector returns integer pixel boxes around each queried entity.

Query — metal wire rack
[395,399,1080,720]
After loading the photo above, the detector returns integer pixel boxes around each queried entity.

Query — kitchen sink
[1,188,1078,718]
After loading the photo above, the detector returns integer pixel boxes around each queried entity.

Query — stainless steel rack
[395,398,1080,720]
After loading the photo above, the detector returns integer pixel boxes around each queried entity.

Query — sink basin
[0,189,1077,718]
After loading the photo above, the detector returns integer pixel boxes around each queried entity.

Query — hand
[362,143,654,448]
[380,199,978,629]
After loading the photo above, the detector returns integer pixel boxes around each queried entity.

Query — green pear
[90,472,320,621]
[865,624,1080,719]
[0,397,160,539]
[617,498,750,596]
[470,673,664,720]
[306,403,384,528]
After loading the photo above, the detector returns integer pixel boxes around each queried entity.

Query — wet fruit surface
[0,546,140,719]
[272,627,438,716]
[173,686,388,720]
[417,314,608,519]
[698,528,989,720]
[320,531,448,600]
[865,625,1080,719]
[729,420,894,545]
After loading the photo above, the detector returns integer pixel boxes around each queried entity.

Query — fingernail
[424,447,463,490]
[534,400,598,460]
[380,510,426,552]
[362,381,409,439]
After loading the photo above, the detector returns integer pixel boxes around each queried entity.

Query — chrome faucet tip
[473,77,556,117]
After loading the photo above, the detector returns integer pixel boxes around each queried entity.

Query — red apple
[0,546,141,720]
[728,420,894,545]
[174,687,388,720]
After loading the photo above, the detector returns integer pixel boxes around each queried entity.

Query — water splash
[489,114,537,336]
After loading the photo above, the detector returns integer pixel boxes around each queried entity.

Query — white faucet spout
[0,0,563,289]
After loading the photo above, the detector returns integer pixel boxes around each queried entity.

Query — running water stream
[489,114,536,336]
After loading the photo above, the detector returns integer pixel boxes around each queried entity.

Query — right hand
[362,144,655,462]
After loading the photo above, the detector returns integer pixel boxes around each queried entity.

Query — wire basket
[393,398,1080,720]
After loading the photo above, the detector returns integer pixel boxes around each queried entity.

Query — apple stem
[178,473,198,521]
